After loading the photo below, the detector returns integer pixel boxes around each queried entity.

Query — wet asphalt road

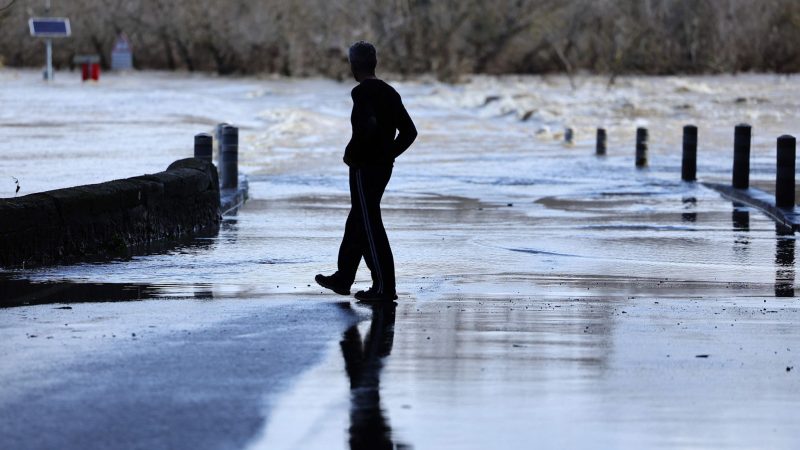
[3,176,799,449]
[0,300,359,450]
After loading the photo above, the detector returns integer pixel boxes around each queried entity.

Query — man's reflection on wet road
[340,302,409,450]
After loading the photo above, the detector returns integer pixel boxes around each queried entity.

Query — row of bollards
[681,125,697,182]
[591,125,797,208]
[595,128,607,156]
[194,133,212,162]
[220,125,239,190]
[635,128,648,168]
[193,124,239,190]
[732,124,751,189]
[201,119,792,207]
[777,135,797,208]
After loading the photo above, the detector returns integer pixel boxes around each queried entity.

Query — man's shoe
[315,274,351,296]
[354,287,398,302]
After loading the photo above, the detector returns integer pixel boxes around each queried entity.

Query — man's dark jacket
[344,79,417,167]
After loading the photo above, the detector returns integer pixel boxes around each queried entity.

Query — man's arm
[391,96,417,159]
[344,87,377,165]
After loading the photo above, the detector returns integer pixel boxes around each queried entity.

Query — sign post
[46,38,52,80]
[28,17,71,81]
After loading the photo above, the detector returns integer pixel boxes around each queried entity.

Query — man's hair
[348,41,377,73]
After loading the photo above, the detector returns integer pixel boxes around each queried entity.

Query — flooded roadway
[1,70,799,449]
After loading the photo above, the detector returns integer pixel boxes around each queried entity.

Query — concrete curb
[702,182,800,232]
[0,158,221,268]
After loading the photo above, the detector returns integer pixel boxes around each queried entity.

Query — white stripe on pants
[356,169,384,293]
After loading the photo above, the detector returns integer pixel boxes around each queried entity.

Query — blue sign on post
[28,17,71,37]
[28,17,71,81]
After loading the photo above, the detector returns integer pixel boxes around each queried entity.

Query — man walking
[316,41,417,302]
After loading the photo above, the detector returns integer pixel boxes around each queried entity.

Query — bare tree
[1,0,798,77]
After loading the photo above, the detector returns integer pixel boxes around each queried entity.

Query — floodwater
[1,69,799,449]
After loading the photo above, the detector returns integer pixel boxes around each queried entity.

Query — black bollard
[776,135,797,208]
[732,124,751,189]
[194,133,213,163]
[220,125,238,190]
[596,128,607,156]
[564,128,574,144]
[635,127,648,167]
[681,125,698,182]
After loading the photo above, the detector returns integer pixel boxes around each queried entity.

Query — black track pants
[336,165,396,294]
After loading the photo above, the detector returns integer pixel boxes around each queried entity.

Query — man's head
[348,41,377,81]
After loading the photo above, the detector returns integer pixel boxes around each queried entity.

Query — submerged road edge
[702,182,800,232]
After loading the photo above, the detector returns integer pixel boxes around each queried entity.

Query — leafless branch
[0,0,16,14]
[0,0,798,77]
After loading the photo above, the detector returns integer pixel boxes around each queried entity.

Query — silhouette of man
[316,41,417,302]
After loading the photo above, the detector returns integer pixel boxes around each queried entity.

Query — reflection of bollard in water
[776,135,796,208]
[732,124,751,189]
[681,196,697,223]
[681,212,697,223]
[731,202,750,231]
[775,228,795,298]
[596,128,607,155]
[194,286,214,299]
[731,203,751,262]
[682,125,698,182]
[220,125,238,190]
[194,133,213,163]
[635,127,648,167]
[564,128,574,144]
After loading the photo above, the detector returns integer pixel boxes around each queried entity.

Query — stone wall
[0,158,220,268]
